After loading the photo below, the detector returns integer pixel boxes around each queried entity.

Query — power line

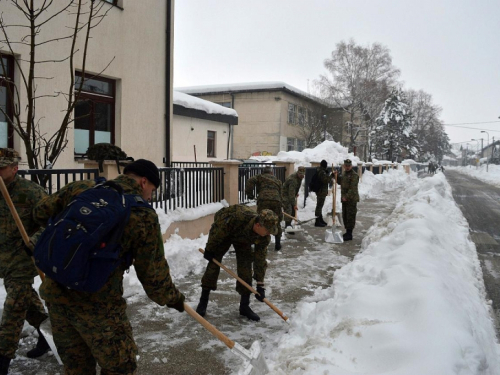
[443,121,500,125]
[443,124,500,132]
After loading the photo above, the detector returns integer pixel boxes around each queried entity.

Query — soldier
[195,206,279,322]
[0,148,50,374]
[333,159,359,241]
[245,165,283,250]
[282,166,305,231]
[33,159,185,374]
[314,160,333,227]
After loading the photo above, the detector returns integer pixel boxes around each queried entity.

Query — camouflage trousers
[342,201,358,230]
[315,195,327,217]
[283,200,295,226]
[0,278,48,358]
[48,301,137,375]
[257,200,283,239]
[201,242,256,296]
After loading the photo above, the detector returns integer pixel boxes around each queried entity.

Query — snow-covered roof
[176,81,332,108]
[173,91,237,117]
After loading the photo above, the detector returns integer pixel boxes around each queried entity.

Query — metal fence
[18,168,99,194]
[170,161,213,168]
[153,167,224,212]
[238,165,286,204]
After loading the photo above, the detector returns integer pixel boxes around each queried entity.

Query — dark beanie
[123,159,160,188]
[320,160,327,168]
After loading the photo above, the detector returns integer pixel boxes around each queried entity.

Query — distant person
[195,206,279,322]
[314,160,333,227]
[333,159,359,241]
[0,148,50,374]
[33,159,186,374]
[282,166,305,232]
[245,166,283,250]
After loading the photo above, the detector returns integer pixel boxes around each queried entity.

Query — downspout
[164,0,173,166]
[230,93,235,159]
[226,123,231,160]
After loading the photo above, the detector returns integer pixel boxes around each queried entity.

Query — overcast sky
[174,0,500,149]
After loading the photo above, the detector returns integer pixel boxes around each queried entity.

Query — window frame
[74,72,116,156]
[207,130,216,158]
[287,137,295,152]
[0,54,14,149]
[288,103,297,125]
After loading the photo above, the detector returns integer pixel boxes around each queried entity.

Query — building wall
[172,115,231,162]
[3,0,169,169]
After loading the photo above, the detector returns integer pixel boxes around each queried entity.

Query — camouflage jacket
[245,173,282,204]
[337,169,360,202]
[282,173,302,205]
[32,175,184,309]
[0,175,47,281]
[316,166,333,198]
[206,205,270,282]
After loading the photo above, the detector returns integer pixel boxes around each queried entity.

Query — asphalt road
[443,170,500,337]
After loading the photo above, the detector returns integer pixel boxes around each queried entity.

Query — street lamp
[481,131,490,172]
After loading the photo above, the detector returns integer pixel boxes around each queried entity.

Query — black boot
[26,328,50,358]
[239,294,260,321]
[315,217,326,227]
[0,355,11,375]
[320,216,328,225]
[343,229,353,241]
[196,288,211,317]
[275,235,282,251]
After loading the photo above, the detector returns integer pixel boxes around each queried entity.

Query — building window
[288,103,297,125]
[0,55,14,148]
[297,139,305,151]
[298,107,306,127]
[215,102,231,108]
[74,73,115,155]
[287,137,295,152]
[207,130,216,157]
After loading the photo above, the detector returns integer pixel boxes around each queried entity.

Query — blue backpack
[34,179,153,293]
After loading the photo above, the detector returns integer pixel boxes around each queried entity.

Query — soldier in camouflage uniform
[282,166,305,231]
[32,159,185,375]
[333,159,359,241]
[245,166,284,250]
[0,149,50,374]
[314,160,333,227]
[195,205,279,322]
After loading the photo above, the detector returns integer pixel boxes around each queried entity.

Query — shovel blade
[325,228,344,243]
[234,340,269,375]
[39,319,63,365]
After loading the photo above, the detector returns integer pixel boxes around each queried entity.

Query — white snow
[450,164,500,188]
[173,90,238,117]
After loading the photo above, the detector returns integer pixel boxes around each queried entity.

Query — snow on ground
[268,173,500,375]
[450,164,500,188]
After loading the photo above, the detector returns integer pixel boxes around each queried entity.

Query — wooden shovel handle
[0,177,45,282]
[199,248,289,322]
[184,303,235,349]
[282,211,297,221]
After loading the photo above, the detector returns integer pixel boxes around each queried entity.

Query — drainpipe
[226,123,231,160]
[230,93,235,159]
[164,0,173,167]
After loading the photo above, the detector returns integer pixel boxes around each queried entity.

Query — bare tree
[0,0,113,184]
[316,39,400,158]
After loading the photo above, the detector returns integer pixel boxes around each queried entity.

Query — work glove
[255,286,266,302]
[203,251,215,262]
[167,293,185,313]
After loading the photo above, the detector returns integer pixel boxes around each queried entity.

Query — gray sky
[174,0,500,149]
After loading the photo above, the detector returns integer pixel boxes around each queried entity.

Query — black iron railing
[170,161,212,168]
[153,167,224,212]
[18,169,99,194]
[238,166,286,204]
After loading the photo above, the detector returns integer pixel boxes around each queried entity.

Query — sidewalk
[9,189,400,375]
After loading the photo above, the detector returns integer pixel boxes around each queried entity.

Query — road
[444,170,500,337]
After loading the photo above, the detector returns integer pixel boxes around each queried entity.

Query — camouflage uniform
[337,169,360,230]
[0,171,49,359]
[201,205,276,295]
[282,168,304,225]
[33,175,184,375]
[245,172,283,239]
[314,166,333,217]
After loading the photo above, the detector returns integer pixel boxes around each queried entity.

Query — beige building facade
[1,0,174,169]
[177,82,342,159]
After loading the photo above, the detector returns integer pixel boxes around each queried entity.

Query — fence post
[81,160,129,180]
[404,165,410,174]
[210,160,242,206]
[357,162,363,181]
[274,161,295,179]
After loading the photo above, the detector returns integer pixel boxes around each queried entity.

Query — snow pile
[269,173,499,375]
[358,169,415,200]
[451,164,500,188]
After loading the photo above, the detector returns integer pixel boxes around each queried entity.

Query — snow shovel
[282,212,304,234]
[199,249,289,323]
[325,168,343,244]
[184,303,269,375]
[0,178,62,364]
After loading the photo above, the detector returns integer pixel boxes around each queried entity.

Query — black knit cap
[123,159,160,188]
[320,160,328,168]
